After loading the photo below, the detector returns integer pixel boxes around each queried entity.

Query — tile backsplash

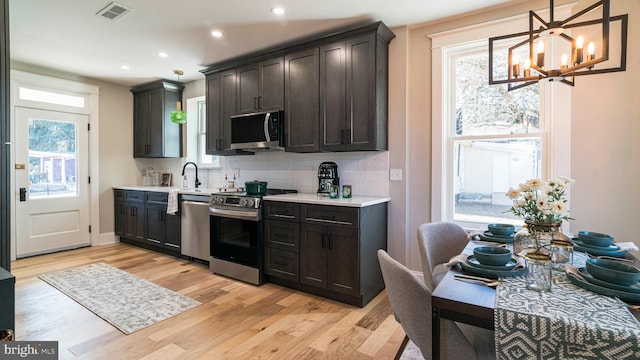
[136,151,389,197]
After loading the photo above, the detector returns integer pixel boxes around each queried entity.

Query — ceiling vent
[96,2,132,21]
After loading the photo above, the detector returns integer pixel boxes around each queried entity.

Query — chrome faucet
[181,162,201,189]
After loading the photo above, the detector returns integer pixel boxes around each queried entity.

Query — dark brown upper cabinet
[131,80,184,158]
[237,57,284,114]
[320,32,390,151]
[284,48,320,153]
[205,69,253,155]
[201,21,395,155]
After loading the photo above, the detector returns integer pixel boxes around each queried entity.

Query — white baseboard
[94,232,119,246]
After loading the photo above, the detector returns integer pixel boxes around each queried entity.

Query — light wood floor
[12,243,406,360]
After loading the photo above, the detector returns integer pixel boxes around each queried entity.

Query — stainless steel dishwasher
[181,194,211,262]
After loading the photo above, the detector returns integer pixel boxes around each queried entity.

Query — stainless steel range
[209,189,296,285]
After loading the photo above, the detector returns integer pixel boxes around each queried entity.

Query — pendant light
[488,0,628,91]
[171,70,187,124]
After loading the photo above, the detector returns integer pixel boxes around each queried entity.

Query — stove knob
[239,198,248,207]
[246,199,255,207]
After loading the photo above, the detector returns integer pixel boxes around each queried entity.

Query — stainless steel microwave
[230,110,284,151]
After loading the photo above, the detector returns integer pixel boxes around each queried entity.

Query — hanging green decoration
[171,70,187,124]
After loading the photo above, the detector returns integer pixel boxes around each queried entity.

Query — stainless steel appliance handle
[263,112,271,142]
[209,207,259,221]
[183,200,210,206]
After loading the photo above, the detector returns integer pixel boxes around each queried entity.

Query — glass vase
[525,252,553,291]
[513,221,565,256]
[551,239,574,271]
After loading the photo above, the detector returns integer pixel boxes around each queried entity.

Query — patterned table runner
[495,252,640,359]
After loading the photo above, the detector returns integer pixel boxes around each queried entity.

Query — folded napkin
[618,242,640,251]
[467,229,484,240]
[167,189,179,215]
[445,254,469,269]
[565,264,586,282]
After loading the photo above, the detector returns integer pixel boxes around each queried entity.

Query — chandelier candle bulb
[587,41,596,69]
[575,35,584,64]
[524,58,531,77]
[512,54,520,78]
[587,41,595,59]
[536,41,545,67]
[561,54,568,71]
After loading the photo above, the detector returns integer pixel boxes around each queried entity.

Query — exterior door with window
[14,107,90,257]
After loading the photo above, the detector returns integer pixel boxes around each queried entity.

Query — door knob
[19,187,27,201]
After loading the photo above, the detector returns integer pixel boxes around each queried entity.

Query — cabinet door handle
[328,233,333,250]
[321,233,326,249]
[346,129,351,145]
[254,96,258,110]
[258,96,262,109]
[272,241,294,247]
[274,214,295,219]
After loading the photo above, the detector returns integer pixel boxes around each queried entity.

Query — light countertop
[114,186,390,207]
[262,193,390,208]
[113,185,219,196]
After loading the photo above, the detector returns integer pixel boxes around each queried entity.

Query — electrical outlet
[389,168,403,181]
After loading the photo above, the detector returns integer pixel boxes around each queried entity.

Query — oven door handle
[209,207,259,221]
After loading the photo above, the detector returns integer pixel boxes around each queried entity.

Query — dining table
[431,241,640,360]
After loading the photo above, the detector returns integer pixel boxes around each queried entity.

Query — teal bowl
[585,258,640,286]
[473,246,512,266]
[578,231,614,247]
[488,223,515,237]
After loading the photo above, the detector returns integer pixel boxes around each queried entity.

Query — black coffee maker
[317,162,339,196]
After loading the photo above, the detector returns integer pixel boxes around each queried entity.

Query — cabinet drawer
[264,201,300,221]
[146,192,169,204]
[114,189,125,201]
[125,191,144,202]
[265,248,299,282]
[302,204,358,228]
[265,220,299,251]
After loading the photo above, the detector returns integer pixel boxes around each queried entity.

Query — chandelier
[488,0,628,91]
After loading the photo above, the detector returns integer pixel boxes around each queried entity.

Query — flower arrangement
[506,177,575,224]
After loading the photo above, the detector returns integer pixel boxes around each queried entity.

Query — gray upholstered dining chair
[417,221,470,291]
[416,223,497,360]
[378,249,478,360]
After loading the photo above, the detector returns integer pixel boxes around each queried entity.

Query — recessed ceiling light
[121,65,130,70]
[211,30,223,38]
[271,7,285,15]
[158,52,168,58]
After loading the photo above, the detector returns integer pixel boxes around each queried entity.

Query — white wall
[570,0,640,239]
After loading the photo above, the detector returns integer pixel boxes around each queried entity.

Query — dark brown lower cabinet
[300,223,359,297]
[264,201,387,307]
[114,189,181,256]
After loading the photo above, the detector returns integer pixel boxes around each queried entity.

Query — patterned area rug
[38,262,201,334]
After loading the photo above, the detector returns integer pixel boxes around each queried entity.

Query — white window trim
[429,6,573,227]
[185,96,219,169]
